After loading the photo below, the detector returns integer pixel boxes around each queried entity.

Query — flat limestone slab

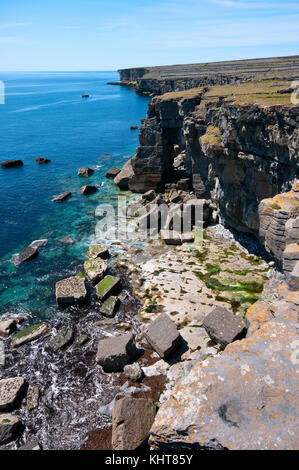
[55,275,87,306]
[52,192,72,203]
[96,275,121,301]
[11,323,50,348]
[203,306,247,350]
[112,397,156,450]
[144,313,181,358]
[84,258,108,285]
[0,377,26,411]
[47,327,74,352]
[96,332,136,371]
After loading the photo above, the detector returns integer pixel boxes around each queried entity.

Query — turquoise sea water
[0,72,149,320]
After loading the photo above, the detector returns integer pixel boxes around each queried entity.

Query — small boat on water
[81,94,90,98]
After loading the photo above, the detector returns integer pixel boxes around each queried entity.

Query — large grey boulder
[287,260,299,291]
[11,323,50,348]
[52,192,72,203]
[84,258,108,285]
[100,296,119,317]
[95,275,121,301]
[203,307,247,350]
[106,168,121,179]
[47,327,74,352]
[18,441,41,450]
[124,363,143,382]
[0,414,22,445]
[112,397,156,450]
[114,159,135,190]
[85,244,109,260]
[0,319,17,338]
[55,275,87,306]
[12,245,39,266]
[79,185,97,195]
[78,167,94,177]
[96,332,137,371]
[144,313,181,358]
[0,377,26,411]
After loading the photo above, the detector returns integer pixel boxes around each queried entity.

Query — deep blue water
[0,71,149,319]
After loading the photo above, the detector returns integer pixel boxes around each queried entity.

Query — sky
[0,0,298,71]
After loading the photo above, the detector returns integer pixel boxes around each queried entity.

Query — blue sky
[0,0,298,71]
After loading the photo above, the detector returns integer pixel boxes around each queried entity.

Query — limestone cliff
[115,79,299,247]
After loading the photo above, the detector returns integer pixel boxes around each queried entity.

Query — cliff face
[115,80,299,242]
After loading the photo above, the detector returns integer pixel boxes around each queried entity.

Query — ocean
[0,71,149,321]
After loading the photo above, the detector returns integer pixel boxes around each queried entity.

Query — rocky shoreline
[1,59,299,450]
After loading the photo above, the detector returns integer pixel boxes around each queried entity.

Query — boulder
[0,414,22,445]
[100,296,119,317]
[80,185,98,195]
[144,313,181,358]
[130,126,139,130]
[55,275,87,306]
[96,332,137,371]
[59,235,75,244]
[52,192,72,203]
[1,160,23,169]
[35,157,51,164]
[114,159,135,190]
[283,243,299,273]
[0,377,26,411]
[124,363,143,382]
[12,245,39,266]
[176,178,191,191]
[47,327,74,352]
[0,319,17,339]
[150,317,299,450]
[160,230,182,246]
[29,239,48,250]
[18,441,41,450]
[96,275,121,301]
[84,258,108,285]
[85,244,109,260]
[26,386,39,411]
[203,307,247,350]
[112,397,156,450]
[11,323,50,348]
[106,168,121,179]
[78,167,94,177]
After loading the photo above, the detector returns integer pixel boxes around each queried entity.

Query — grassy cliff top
[155,79,296,106]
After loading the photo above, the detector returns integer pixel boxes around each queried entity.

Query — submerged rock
[144,313,181,359]
[84,258,108,285]
[203,307,247,350]
[0,377,26,411]
[78,167,94,177]
[1,160,23,169]
[55,275,87,306]
[96,332,137,371]
[59,235,75,244]
[95,275,121,301]
[11,323,50,348]
[0,414,22,445]
[52,192,72,203]
[47,327,74,352]
[112,397,156,450]
[35,157,51,164]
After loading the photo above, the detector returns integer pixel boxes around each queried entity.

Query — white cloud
[207,0,299,9]
[0,22,34,29]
